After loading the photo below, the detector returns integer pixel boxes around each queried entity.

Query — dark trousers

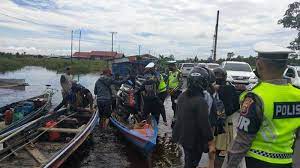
[158,91,167,103]
[143,97,162,124]
[245,157,292,168]
[170,90,182,116]
[97,100,112,118]
[183,147,203,168]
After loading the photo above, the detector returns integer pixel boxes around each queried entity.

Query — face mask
[253,69,260,79]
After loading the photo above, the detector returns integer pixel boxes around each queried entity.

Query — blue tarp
[112,60,152,77]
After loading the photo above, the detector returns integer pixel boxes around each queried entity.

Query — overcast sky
[0,0,297,59]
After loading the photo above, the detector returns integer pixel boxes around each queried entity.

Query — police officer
[167,61,183,121]
[222,42,300,168]
[158,67,167,103]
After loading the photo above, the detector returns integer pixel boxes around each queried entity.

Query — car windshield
[182,64,194,67]
[207,64,219,69]
[224,63,252,72]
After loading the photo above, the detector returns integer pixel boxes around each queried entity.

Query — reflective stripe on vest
[168,70,180,89]
[159,74,167,92]
[240,82,300,164]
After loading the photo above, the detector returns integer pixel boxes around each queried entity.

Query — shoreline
[0,55,107,74]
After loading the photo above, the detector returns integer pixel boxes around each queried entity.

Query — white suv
[221,61,257,90]
[180,63,195,77]
[283,65,300,88]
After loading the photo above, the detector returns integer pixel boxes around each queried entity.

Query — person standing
[213,67,239,156]
[141,62,167,125]
[222,42,300,168]
[94,69,123,129]
[157,66,168,119]
[172,68,215,168]
[167,61,182,126]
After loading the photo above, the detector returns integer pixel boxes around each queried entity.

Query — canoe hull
[43,110,99,168]
[0,93,52,136]
[110,116,158,154]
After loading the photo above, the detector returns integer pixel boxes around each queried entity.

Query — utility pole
[110,32,117,55]
[70,30,73,63]
[138,45,141,56]
[213,10,220,62]
[78,30,81,54]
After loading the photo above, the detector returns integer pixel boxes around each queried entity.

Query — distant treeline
[0,52,107,74]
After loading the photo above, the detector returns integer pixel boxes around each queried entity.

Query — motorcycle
[115,77,146,123]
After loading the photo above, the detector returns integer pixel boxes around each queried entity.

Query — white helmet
[145,62,155,68]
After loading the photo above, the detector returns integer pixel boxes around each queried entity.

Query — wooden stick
[38,124,85,134]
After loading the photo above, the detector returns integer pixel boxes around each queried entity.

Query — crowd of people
[53,42,299,168]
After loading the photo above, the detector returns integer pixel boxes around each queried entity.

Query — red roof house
[73,52,91,59]
[73,51,124,60]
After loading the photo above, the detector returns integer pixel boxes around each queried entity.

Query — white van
[180,63,195,77]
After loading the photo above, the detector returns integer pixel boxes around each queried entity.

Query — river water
[0,66,183,168]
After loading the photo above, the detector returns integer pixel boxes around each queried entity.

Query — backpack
[213,93,226,135]
[143,79,157,98]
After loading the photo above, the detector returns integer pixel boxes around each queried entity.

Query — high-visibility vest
[158,74,167,93]
[168,70,181,89]
[240,82,300,164]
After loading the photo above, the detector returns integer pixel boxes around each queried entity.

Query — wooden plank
[38,125,85,134]
[25,145,47,164]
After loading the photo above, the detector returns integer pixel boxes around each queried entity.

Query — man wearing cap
[167,61,183,126]
[222,42,300,168]
[141,62,168,125]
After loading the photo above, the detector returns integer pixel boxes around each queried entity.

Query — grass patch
[0,55,107,74]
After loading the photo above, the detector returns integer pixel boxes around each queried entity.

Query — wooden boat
[0,108,99,168]
[110,114,158,154]
[0,78,28,88]
[0,92,53,136]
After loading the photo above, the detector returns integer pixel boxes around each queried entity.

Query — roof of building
[73,51,124,59]
[73,52,91,58]
[128,54,157,59]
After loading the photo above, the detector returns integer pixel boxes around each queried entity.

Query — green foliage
[0,53,106,74]
[278,2,300,50]
[278,2,300,29]
[157,54,176,72]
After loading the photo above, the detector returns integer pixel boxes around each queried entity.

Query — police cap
[254,42,294,61]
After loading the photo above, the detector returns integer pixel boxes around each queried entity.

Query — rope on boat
[0,112,78,162]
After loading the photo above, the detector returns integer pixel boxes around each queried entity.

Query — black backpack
[213,93,226,135]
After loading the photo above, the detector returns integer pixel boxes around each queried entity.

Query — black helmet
[187,67,209,91]
[213,67,227,81]
[206,67,216,84]
[193,67,216,85]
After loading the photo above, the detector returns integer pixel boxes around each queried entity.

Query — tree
[278,2,300,50]
[168,54,175,61]
[194,56,199,62]
[227,52,235,60]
